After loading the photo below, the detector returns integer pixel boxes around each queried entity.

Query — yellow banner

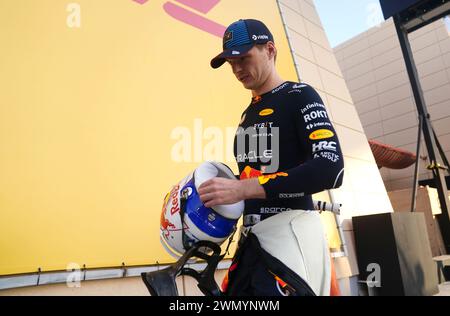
[0,0,298,275]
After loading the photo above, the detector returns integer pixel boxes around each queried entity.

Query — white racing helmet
[160,161,244,259]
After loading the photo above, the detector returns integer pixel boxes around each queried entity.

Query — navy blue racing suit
[222,82,344,296]
[224,81,344,296]
[233,81,344,227]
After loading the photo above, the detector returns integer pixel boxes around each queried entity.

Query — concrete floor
[434,282,450,296]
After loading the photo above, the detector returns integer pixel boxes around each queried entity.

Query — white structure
[334,18,450,192]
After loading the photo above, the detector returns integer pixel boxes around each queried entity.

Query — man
[198,19,344,296]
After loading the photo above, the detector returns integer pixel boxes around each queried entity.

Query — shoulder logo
[252,95,262,104]
[259,109,274,116]
[271,82,289,94]
[232,50,240,55]
[309,129,334,140]
[292,84,307,89]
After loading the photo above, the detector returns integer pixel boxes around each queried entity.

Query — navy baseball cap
[210,19,274,69]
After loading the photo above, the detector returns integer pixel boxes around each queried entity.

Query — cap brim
[210,44,254,69]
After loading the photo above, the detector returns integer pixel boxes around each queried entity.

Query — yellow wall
[0,0,298,275]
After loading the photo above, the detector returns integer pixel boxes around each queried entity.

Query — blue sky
[313,0,384,47]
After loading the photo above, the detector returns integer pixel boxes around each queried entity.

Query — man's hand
[198,177,266,208]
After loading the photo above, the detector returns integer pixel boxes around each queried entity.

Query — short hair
[256,43,277,64]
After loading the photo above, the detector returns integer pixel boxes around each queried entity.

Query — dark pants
[223,232,315,296]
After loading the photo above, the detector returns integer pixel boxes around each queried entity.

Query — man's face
[226,44,272,91]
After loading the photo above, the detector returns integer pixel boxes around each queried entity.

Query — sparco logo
[260,207,292,214]
[253,34,269,40]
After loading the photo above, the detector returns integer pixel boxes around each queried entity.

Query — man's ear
[267,42,276,60]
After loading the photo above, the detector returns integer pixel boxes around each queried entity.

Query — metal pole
[432,127,450,172]
[394,15,450,253]
[411,115,423,213]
